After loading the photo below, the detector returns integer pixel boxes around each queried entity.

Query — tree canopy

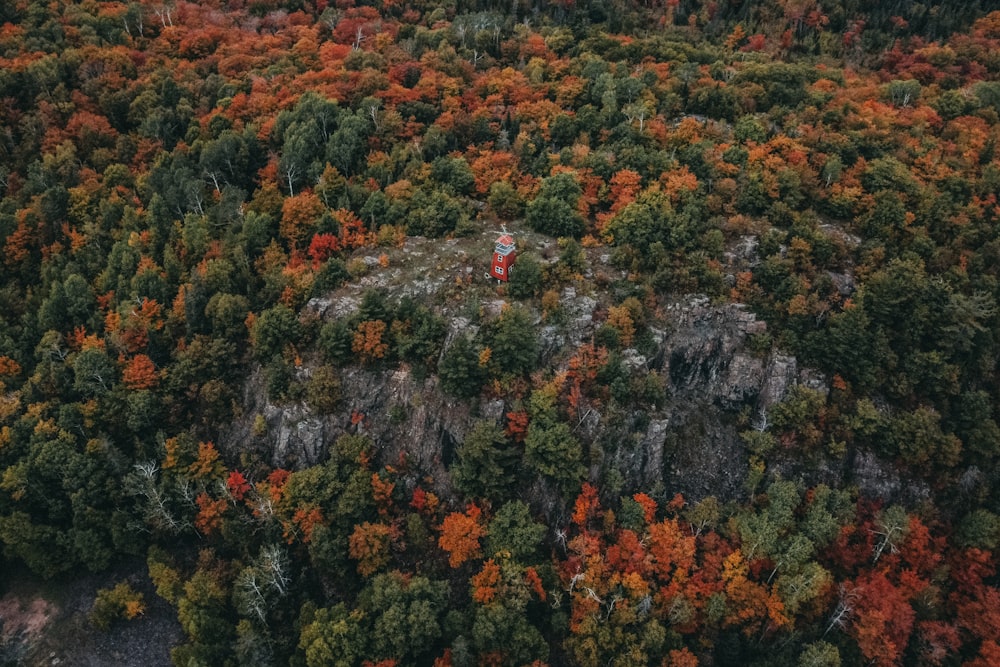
[1,1,1000,665]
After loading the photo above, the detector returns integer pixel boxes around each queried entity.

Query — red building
[489,232,517,282]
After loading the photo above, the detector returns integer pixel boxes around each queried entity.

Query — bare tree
[367,101,382,132]
[823,584,857,637]
[603,594,622,621]
[152,3,174,28]
[260,544,290,596]
[236,569,269,624]
[636,594,653,618]
[871,505,909,563]
[554,527,568,553]
[281,160,299,197]
[204,169,222,194]
[130,461,184,533]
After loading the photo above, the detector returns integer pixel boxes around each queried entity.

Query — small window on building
[494,266,504,275]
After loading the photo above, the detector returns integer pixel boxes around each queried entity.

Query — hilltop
[2,1,1000,665]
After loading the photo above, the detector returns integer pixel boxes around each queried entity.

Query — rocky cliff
[219,286,832,508]
[211,228,945,512]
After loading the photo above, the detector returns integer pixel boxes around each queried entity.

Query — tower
[489,231,517,282]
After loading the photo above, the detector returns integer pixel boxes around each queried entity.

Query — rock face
[221,293,831,506]
[601,297,823,502]
[213,227,930,512]
[222,368,329,470]
[221,365,476,500]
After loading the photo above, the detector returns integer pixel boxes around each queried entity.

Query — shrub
[91,582,145,630]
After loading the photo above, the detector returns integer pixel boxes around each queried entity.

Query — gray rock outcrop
[220,294,829,507]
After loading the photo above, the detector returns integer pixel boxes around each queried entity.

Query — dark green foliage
[326,112,372,177]
[265,355,294,401]
[956,509,1000,550]
[357,289,391,324]
[275,93,342,193]
[470,601,549,666]
[253,305,301,361]
[313,258,349,294]
[485,501,546,562]
[886,406,962,467]
[973,80,1000,112]
[164,335,240,396]
[487,181,524,220]
[359,572,449,663]
[319,319,354,366]
[734,115,768,143]
[805,305,881,391]
[205,293,250,342]
[38,274,96,333]
[172,569,234,666]
[486,306,538,376]
[431,156,475,195]
[558,239,585,274]
[125,389,162,434]
[507,253,542,299]
[732,62,819,110]
[452,421,518,500]
[406,188,467,237]
[0,512,76,578]
[605,189,714,273]
[527,197,584,238]
[524,420,585,492]
[72,347,117,397]
[439,336,485,398]
[243,211,278,256]
[392,300,446,372]
[953,390,1000,459]
[526,173,585,238]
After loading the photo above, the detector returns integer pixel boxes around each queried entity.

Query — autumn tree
[281,191,326,250]
[122,353,158,390]
[439,505,487,568]
[90,581,146,630]
[352,320,389,364]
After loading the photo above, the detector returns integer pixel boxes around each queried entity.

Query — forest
[2,0,1000,665]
